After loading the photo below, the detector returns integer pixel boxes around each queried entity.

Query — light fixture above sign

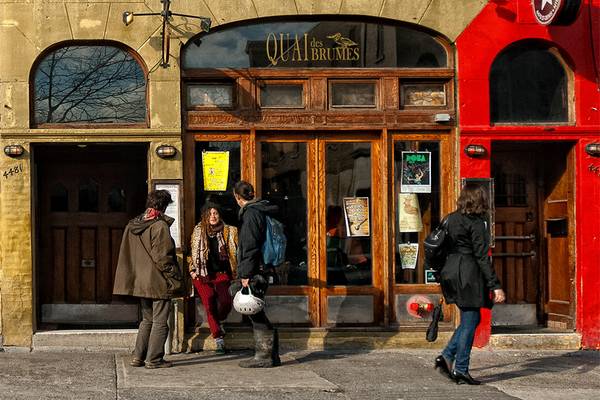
[531,0,582,26]
[122,0,211,67]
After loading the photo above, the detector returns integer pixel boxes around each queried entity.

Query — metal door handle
[81,259,96,268]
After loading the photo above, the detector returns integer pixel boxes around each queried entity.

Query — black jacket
[237,199,279,279]
[439,211,502,309]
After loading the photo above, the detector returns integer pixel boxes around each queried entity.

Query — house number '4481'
[3,164,23,179]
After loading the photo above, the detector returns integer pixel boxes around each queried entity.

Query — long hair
[233,181,255,201]
[199,204,222,233]
[457,184,489,215]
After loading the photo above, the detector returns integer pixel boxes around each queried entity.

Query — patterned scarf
[191,221,228,277]
[143,208,163,221]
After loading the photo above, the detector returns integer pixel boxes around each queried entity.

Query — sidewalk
[0,348,598,400]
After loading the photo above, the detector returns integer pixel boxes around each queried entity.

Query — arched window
[32,43,147,126]
[490,41,569,123]
[182,20,448,69]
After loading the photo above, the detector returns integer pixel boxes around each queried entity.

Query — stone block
[104,2,163,51]
[296,0,342,14]
[65,2,110,40]
[380,0,431,24]
[492,303,538,326]
[149,80,181,129]
[339,0,384,16]
[149,139,182,180]
[136,32,181,82]
[0,82,30,129]
[252,0,298,17]
[203,0,257,25]
[0,25,38,80]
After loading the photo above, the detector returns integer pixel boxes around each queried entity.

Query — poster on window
[425,269,438,284]
[343,197,370,237]
[398,193,423,232]
[400,151,431,193]
[398,243,419,270]
[202,151,230,191]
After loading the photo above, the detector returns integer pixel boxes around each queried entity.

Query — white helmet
[233,286,265,315]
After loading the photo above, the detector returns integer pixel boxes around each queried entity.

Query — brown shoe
[144,360,173,369]
[129,358,144,367]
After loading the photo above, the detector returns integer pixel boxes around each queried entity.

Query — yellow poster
[202,151,229,191]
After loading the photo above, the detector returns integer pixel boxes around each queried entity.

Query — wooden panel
[66,226,80,303]
[383,78,399,110]
[96,227,111,303]
[51,228,67,303]
[110,228,123,293]
[79,228,96,302]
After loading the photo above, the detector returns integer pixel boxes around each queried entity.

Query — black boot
[239,329,279,368]
[434,355,452,380]
[271,329,281,367]
[452,370,481,385]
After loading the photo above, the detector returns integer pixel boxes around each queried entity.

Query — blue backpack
[262,215,287,267]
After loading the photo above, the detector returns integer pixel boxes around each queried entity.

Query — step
[32,329,581,352]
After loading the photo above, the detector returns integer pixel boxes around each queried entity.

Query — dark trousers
[133,298,171,364]
[442,307,481,374]
[192,272,232,338]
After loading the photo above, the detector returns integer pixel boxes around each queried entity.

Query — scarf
[143,208,163,221]
[191,221,228,277]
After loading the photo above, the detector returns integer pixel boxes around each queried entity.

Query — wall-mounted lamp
[4,144,25,158]
[122,0,211,67]
[585,143,600,157]
[464,144,487,157]
[156,144,177,159]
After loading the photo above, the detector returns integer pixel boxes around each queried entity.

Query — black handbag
[426,298,444,342]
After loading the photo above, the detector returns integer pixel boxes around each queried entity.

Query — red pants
[192,272,232,338]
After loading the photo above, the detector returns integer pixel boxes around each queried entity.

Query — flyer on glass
[398,193,423,232]
[202,151,230,191]
[398,243,419,270]
[400,151,431,193]
[342,197,370,237]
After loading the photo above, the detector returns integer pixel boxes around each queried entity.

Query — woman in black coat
[434,184,505,385]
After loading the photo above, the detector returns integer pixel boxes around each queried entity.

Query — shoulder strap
[137,233,165,274]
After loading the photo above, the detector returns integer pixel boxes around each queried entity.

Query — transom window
[32,44,147,126]
[183,20,448,69]
[490,41,569,124]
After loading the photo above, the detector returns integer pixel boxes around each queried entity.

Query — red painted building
[456,0,600,348]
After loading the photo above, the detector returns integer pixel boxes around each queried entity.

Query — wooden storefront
[181,19,457,328]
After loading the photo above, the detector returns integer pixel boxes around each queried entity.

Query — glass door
[318,134,383,326]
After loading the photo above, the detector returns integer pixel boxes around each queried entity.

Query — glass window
[261,142,308,285]
[195,142,241,227]
[330,82,377,108]
[187,84,234,108]
[259,84,304,108]
[79,179,99,213]
[394,141,441,284]
[108,186,126,212]
[401,83,446,107]
[326,143,372,286]
[183,21,447,69]
[490,42,568,123]
[33,45,147,125]
[50,183,69,212]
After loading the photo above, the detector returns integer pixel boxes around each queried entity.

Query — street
[0,349,598,400]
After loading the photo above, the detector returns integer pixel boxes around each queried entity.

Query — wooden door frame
[389,131,455,325]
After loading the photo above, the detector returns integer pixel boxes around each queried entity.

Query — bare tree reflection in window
[34,45,147,125]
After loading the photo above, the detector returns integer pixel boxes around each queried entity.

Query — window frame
[257,79,307,109]
[185,81,237,110]
[328,79,380,110]
[29,40,150,129]
[400,79,450,110]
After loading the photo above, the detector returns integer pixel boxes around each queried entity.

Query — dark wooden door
[492,150,540,306]
[37,145,147,325]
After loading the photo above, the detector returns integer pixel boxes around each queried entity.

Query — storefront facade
[457,0,600,348]
[1,1,597,349]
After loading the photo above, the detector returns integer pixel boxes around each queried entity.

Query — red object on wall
[456,0,600,348]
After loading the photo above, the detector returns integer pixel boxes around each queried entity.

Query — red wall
[456,0,600,348]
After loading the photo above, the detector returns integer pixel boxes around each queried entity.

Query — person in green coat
[114,190,182,369]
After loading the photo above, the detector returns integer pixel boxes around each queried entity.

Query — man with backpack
[232,181,282,368]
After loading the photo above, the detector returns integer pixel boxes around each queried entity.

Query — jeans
[441,307,481,374]
[192,272,232,338]
[133,298,171,364]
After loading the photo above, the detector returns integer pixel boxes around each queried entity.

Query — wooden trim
[182,68,455,79]
[393,285,442,294]
[328,79,380,110]
[381,127,391,325]
[184,81,237,111]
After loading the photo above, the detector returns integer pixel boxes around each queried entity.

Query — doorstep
[32,328,581,352]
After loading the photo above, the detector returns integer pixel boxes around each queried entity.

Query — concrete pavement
[0,349,598,400]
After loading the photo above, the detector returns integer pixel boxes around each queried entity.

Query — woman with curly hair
[189,203,238,354]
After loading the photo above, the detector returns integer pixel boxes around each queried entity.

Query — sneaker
[215,337,226,355]
[129,358,144,367]
[144,360,173,369]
